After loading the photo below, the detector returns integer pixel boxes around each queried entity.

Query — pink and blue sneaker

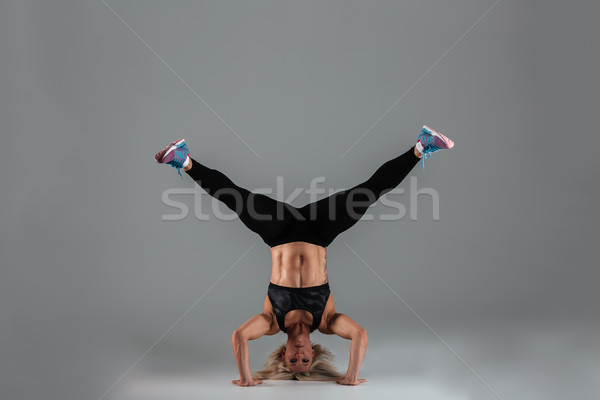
[416,125,454,168]
[154,138,189,179]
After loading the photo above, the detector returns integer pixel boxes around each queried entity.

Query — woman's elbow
[232,328,245,345]
[354,327,368,343]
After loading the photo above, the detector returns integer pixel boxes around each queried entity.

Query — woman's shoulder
[262,294,281,335]
[317,293,336,333]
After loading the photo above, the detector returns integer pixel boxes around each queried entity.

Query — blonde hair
[253,343,343,381]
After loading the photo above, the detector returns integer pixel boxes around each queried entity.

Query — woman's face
[282,336,315,373]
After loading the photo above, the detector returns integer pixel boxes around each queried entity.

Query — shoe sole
[422,125,454,149]
[154,138,186,163]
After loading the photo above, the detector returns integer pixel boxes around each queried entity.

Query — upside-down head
[253,342,342,381]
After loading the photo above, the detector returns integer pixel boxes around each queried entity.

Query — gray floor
[111,319,600,400]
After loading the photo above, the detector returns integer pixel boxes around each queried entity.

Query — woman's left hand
[336,376,367,385]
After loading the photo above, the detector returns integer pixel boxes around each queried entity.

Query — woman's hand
[232,378,263,387]
[336,376,367,386]
[231,313,272,388]
[326,314,369,387]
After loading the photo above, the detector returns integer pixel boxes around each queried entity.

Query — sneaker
[154,138,189,179]
[416,125,454,168]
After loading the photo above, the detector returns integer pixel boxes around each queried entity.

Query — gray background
[1,1,599,399]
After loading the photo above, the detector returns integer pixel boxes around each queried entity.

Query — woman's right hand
[232,378,264,387]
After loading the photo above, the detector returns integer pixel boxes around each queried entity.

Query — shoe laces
[421,145,441,169]
[167,148,188,179]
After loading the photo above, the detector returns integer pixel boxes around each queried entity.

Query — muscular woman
[154,126,454,386]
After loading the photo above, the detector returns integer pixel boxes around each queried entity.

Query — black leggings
[185,146,420,248]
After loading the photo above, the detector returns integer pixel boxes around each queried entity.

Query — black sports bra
[267,282,331,333]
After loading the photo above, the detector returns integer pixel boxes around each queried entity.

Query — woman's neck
[286,321,311,337]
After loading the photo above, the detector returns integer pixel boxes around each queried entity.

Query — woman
[154,126,454,386]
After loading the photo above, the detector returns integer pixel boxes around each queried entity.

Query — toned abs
[270,241,328,288]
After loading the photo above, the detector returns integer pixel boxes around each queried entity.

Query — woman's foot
[415,125,454,166]
[154,138,190,179]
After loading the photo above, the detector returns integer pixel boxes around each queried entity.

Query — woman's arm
[326,313,368,385]
[231,313,273,386]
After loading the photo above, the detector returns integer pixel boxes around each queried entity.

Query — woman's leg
[299,146,422,246]
[184,157,297,245]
